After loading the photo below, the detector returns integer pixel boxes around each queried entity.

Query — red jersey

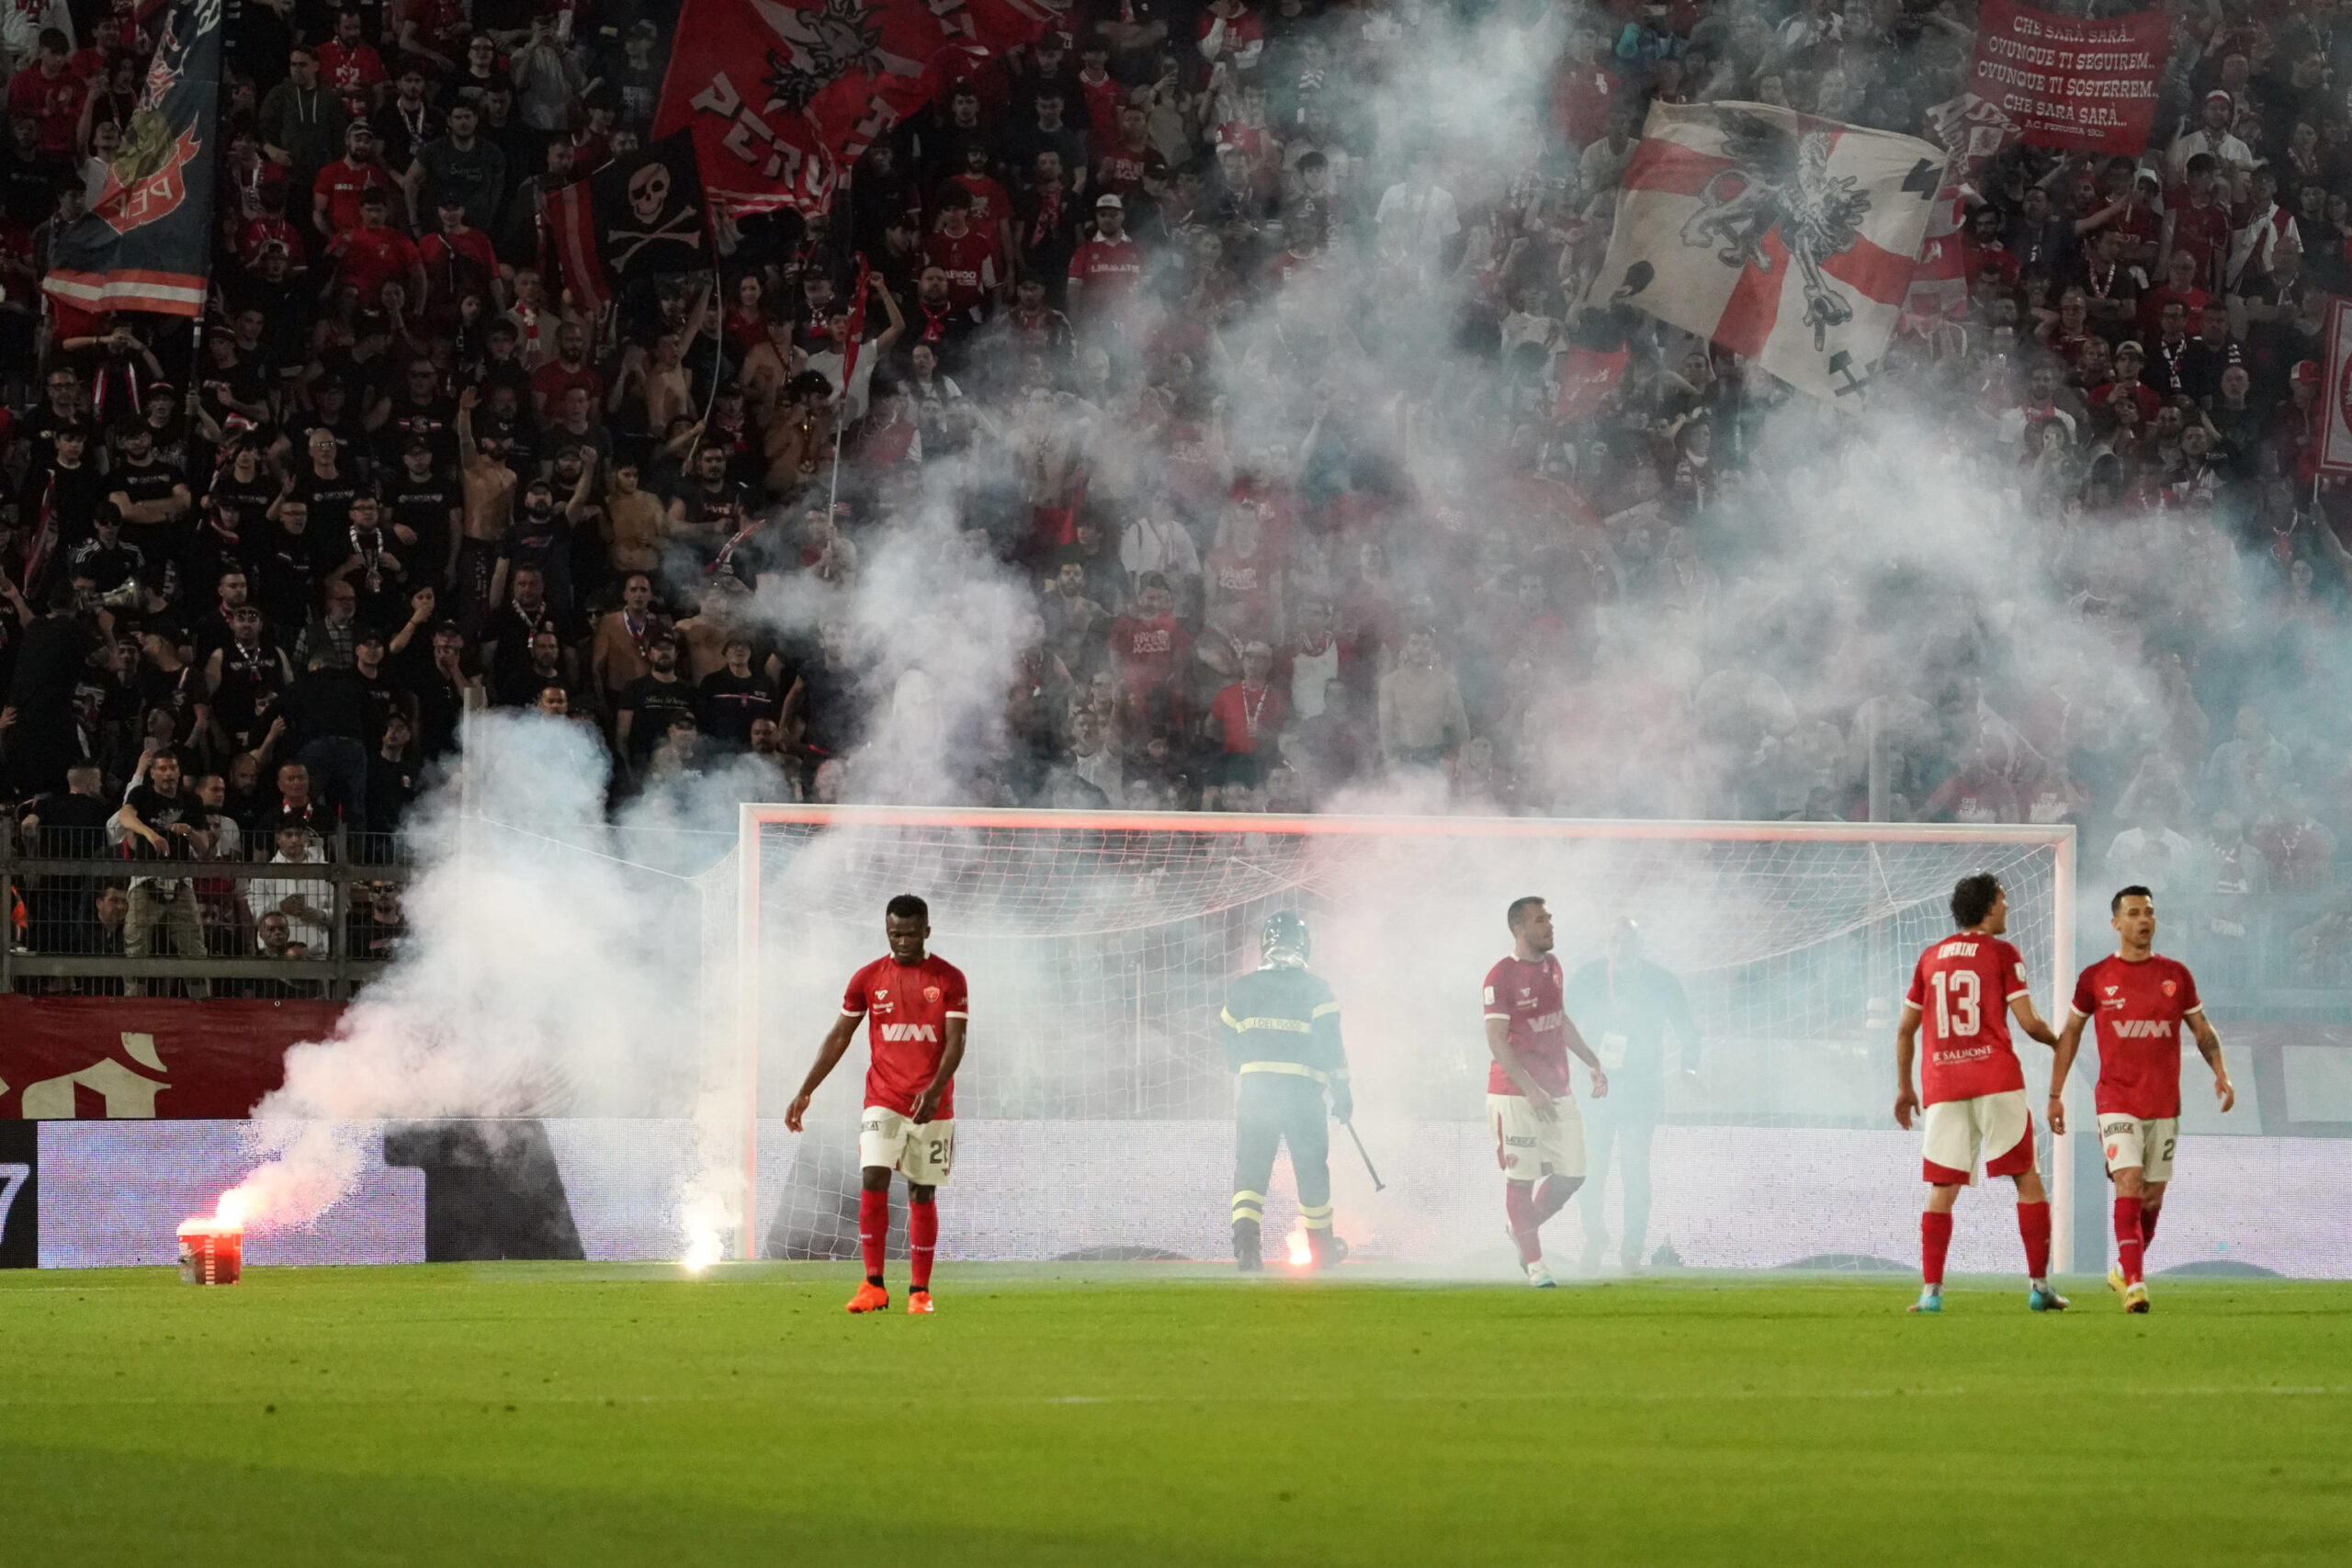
[337,225,421,308]
[1905,932,2030,1104]
[313,158,399,238]
[921,228,1000,314]
[943,173,1012,232]
[1106,609,1192,693]
[1484,953,1571,1097]
[840,953,969,1119]
[1069,232,1146,310]
[2070,954,2202,1120]
[315,40,387,117]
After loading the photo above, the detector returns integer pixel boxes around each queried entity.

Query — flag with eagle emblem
[43,0,221,318]
[655,0,1062,217]
[1589,102,1943,403]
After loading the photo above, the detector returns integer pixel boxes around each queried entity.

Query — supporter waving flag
[41,0,221,318]
[654,0,1057,218]
[547,132,712,310]
[1589,102,1942,403]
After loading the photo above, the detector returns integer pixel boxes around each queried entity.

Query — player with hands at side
[1895,874,2065,1314]
[1486,896,1608,1289]
[786,894,968,1315]
[2049,886,2232,1314]
[1221,909,1352,1271]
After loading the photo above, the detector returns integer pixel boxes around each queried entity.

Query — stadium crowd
[3,0,2352,983]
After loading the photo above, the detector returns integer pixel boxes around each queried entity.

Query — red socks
[1920,1210,1953,1289]
[1505,1181,1541,1264]
[2113,1195,2145,1285]
[2017,1201,2052,1281]
[2139,1203,2160,1255]
[858,1188,888,1285]
[909,1198,937,1292]
[1533,1174,1576,1225]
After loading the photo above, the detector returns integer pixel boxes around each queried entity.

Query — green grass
[3,1265,2347,1566]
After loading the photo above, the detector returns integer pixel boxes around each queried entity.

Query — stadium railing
[1,822,412,999]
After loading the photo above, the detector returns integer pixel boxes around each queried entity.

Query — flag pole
[683,265,722,464]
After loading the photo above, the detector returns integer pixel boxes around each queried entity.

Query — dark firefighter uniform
[1221,914,1351,1269]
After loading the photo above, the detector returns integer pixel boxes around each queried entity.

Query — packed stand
[0,0,2349,991]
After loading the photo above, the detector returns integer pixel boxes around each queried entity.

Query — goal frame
[731,807,2077,1267]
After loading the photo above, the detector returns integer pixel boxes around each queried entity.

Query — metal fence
[2,821,413,1000]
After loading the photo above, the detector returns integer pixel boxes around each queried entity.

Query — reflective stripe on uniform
[1238,1061,1329,1083]
[1232,1189,1265,1222]
[1311,1001,1340,1019]
[1299,1201,1332,1230]
[1223,1011,1313,1033]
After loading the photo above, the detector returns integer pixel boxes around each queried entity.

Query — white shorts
[2099,1115,2177,1184]
[1488,1092,1586,1182]
[1921,1089,2036,1185]
[858,1107,956,1188]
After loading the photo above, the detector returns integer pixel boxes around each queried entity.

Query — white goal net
[718,809,2075,1275]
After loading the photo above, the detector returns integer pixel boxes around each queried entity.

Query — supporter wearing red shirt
[1550,27,1621,150]
[2162,155,2233,292]
[1067,195,1145,325]
[920,190,1001,317]
[316,10,389,118]
[312,120,399,243]
[1197,0,1264,73]
[335,189,424,310]
[2137,248,2212,338]
[7,31,86,158]
[531,321,605,425]
[1093,105,1167,199]
[941,143,1016,264]
[1075,43,1123,148]
[67,17,126,84]
[1106,574,1193,713]
[1204,640,1286,784]
[418,195,498,323]
[2088,342,2162,425]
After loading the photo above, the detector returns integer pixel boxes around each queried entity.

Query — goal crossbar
[729,807,2077,1268]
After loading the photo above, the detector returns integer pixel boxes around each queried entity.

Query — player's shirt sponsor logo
[879,1023,939,1043]
[2109,1020,2177,1038]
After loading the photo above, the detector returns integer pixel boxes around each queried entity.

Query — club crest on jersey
[923,986,942,1004]
[2162,980,2177,997]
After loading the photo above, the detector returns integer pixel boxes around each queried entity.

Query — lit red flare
[177,1191,246,1284]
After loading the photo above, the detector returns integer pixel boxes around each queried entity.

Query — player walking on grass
[1486,897,1609,1289]
[786,894,968,1315]
[1222,910,1352,1272]
[2050,886,2233,1314]
[1895,873,2067,1314]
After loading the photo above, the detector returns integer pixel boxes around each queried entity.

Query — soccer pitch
[6,1266,2346,1566]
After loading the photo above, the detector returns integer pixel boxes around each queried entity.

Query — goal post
[728,807,2076,1271]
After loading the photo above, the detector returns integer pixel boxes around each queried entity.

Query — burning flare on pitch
[177,1190,248,1285]
[1285,1226,1313,1268]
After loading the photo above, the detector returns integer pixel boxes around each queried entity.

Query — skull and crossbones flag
[1589,102,1944,403]
[547,132,710,309]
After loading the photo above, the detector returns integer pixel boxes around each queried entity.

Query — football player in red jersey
[1484,896,1609,1288]
[1894,874,2067,1314]
[786,895,969,1315]
[2049,886,2233,1314]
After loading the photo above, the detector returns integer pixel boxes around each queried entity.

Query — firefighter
[1222,908,1352,1270]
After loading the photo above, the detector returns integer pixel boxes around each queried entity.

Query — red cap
[2294,360,2323,386]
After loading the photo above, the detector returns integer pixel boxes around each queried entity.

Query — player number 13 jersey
[1905,934,2030,1104]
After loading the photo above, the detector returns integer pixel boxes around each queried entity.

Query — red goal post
[729,807,2077,1269]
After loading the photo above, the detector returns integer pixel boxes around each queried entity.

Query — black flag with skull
[592,131,709,288]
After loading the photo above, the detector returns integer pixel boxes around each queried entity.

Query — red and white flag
[1552,344,1628,424]
[2320,299,2352,477]
[655,0,1058,218]
[1590,102,1943,402]
[1903,93,2019,327]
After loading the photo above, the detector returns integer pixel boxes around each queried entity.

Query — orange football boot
[845,1281,890,1314]
[907,1289,934,1314]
